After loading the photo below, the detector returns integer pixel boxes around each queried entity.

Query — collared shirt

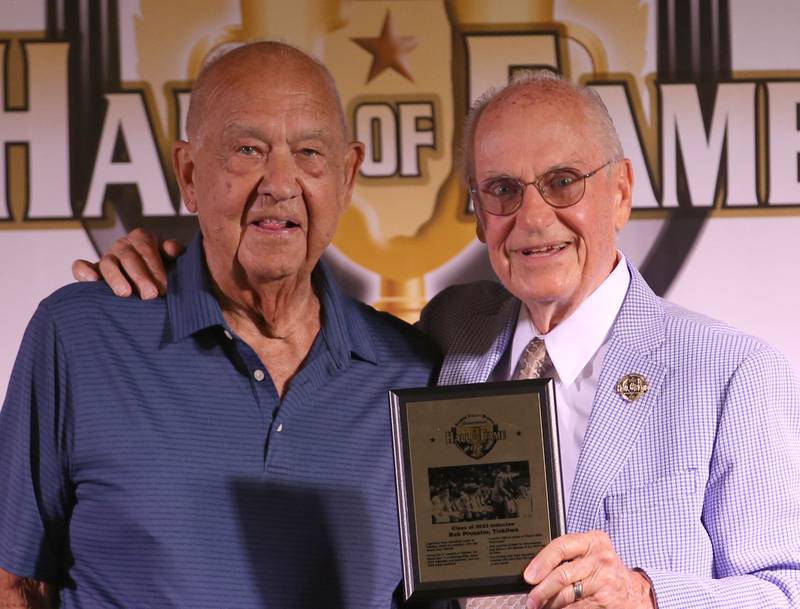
[0,235,440,609]
[491,255,630,509]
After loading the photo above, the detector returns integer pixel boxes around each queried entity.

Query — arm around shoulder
[71,227,184,299]
[417,281,507,348]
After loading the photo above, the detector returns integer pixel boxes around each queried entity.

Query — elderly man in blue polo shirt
[0,42,442,608]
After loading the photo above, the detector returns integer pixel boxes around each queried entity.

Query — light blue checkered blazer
[418,258,800,608]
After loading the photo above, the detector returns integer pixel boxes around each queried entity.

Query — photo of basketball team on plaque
[429,461,532,524]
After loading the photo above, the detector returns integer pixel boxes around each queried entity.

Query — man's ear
[613,158,633,231]
[173,140,198,213]
[341,140,365,207]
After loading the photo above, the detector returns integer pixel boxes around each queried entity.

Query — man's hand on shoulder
[71,228,184,299]
[0,568,57,608]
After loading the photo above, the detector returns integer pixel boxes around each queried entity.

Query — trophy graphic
[331,1,578,322]
[53,0,673,321]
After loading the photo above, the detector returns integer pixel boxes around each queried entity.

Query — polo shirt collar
[166,234,378,365]
[167,234,225,341]
[314,257,379,366]
[510,252,630,385]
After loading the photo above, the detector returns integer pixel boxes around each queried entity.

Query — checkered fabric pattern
[466,594,526,609]
[417,257,800,608]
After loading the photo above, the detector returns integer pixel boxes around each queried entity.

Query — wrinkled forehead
[479,85,588,136]
[473,89,601,169]
[190,49,346,141]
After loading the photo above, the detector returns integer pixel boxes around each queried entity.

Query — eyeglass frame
[469,158,620,216]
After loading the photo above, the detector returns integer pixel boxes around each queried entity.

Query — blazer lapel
[438,292,520,386]
[567,262,668,532]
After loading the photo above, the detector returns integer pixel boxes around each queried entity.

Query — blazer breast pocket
[602,468,712,574]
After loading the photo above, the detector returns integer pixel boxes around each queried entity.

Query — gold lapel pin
[615,373,649,402]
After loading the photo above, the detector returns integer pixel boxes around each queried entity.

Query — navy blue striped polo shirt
[0,235,441,608]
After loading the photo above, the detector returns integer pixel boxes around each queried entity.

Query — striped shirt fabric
[0,235,443,609]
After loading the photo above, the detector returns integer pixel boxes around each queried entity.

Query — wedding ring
[572,579,583,601]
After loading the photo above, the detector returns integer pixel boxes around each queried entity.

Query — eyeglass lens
[477,167,586,215]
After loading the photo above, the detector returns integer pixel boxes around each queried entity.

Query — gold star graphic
[351,11,420,84]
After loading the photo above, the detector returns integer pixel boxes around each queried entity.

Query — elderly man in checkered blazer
[73,69,800,608]
[417,71,800,608]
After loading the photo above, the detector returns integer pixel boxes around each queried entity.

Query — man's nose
[256,149,302,202]
[516,183,556,229]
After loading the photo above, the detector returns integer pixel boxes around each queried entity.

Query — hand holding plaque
[389,379,565,602]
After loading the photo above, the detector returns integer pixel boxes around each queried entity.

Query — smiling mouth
[251,217,300,230]
[521,243,568,256]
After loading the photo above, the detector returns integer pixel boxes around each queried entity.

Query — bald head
[185,41,348,144]
[462,70,623,183]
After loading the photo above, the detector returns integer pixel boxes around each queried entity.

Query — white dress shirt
[491,255,630,511]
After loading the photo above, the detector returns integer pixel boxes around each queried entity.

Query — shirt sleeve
[0,302,71,584]
[643,346,800,608]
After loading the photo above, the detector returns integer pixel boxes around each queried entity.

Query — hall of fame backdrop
[2,0,800,400]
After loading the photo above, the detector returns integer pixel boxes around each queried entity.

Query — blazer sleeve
[645,345,800,608]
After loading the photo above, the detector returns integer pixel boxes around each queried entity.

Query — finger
[524,533,593,584]
[124,227,160,249]
[161,238,185,259]
[538,583,589,609]
[71,259,100,282]
[98,254,134,297]
[526,556,595,609]
[110,244,163,299]
[112,230,168,296]
[126,241,168,297]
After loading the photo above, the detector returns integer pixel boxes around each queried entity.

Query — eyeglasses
[470,159,616,216]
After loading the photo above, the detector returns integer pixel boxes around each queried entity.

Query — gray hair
[461,69,624,183]
[186,40,348,141]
